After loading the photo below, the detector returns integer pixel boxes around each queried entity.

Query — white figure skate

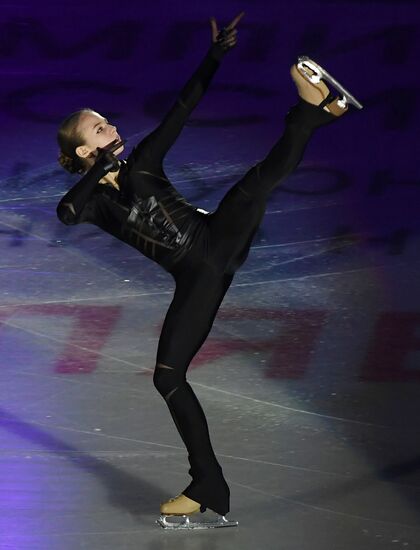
[157,511,238,529]
[156,493,238,529]
[296,56,363,111]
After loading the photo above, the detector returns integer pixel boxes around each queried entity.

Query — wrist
[96,151,120,173]
[85,159,109,178]
[209,41,226,61]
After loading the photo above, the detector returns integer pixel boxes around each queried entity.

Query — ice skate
[290,63,345,116]
[293,56,363,115]
[156,494,238,529]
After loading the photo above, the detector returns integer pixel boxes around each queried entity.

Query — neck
[99,169,120,189]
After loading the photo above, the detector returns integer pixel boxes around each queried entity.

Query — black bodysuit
[57,42,337,516]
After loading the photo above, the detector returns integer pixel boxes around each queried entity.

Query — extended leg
[213,56,359,209]
[239,98,339,200]
[206,98,332,273]
[206,59,360,273]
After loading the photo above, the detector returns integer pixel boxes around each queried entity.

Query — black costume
[57,41,338,516]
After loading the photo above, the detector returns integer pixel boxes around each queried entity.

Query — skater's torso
[57,157,209,273]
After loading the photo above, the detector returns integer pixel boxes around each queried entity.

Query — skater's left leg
[153,263,234,516]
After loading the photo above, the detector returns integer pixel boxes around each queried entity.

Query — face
[76,111,124,161]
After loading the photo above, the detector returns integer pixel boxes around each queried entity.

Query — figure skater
[56,11,362,529]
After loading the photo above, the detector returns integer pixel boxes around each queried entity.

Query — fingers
[210,16,218,41]
[222,33,237,46]
[211,10,244,35]
[226,11,245,30]
[97,138,126,155]
[105,138,126,153]
[211,11,244,49]
[215,27,238,50]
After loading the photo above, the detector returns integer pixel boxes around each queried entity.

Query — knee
[153,362,179,398]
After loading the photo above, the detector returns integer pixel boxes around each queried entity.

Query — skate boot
[156,494,238,530]
[291,56,363,116]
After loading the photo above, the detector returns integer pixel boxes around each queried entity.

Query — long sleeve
[56,162,107,225]
[57,43,226,226]
[132,42,226,169]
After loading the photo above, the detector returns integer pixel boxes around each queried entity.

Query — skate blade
[156,513,238,530]
[297,56,363,110]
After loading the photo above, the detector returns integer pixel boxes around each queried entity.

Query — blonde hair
[57,108,95,174]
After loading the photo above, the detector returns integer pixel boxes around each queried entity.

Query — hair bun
[58,151,82,174]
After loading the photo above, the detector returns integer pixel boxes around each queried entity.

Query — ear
[75,144,92,159]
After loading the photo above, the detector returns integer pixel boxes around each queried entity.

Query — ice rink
[1,1,420,549]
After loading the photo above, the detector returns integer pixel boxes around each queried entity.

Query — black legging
[153,98,337,515]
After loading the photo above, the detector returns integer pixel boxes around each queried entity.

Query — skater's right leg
[206,99,336,274]
[216,58,352,203]
[239,98,336,199]
[206,61,354,273]
[238,58,353,200]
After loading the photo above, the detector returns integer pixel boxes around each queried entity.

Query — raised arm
[133,12,244,168]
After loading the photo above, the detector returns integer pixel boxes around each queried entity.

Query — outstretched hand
[210,11,244,51]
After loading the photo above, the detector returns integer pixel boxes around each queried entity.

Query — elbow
[56,204,77,226]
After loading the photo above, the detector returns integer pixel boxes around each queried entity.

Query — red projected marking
[0,305,121,374]
[193,308,327,379]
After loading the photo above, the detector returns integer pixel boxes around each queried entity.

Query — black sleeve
[132,42,226,170]
[56,162,107,225]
